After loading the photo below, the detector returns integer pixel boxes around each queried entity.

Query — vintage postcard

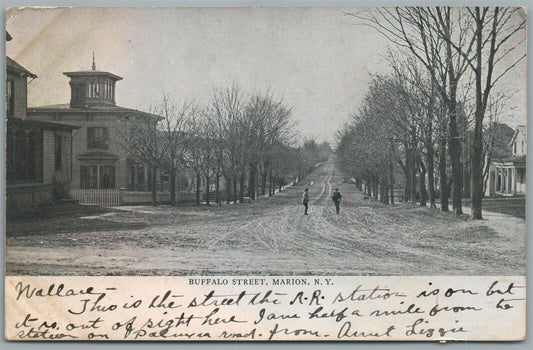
[4,6,527,341]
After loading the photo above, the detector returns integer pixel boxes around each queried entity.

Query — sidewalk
[460,205,526,240]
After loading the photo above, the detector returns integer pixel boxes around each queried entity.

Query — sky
[5,6,527,143]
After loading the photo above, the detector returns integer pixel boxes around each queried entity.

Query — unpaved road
[6,160,526,275]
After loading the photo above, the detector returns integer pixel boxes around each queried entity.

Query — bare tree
[352,6,525,218]
[210,84,246,204]
[465,7,525,219]
[115,113,164,206]
[245,92,295,198]
[351,7,475,214]
[388,53,441,208]
[157,94,197,206]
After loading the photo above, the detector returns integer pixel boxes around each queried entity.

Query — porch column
[512,167,516,194]
[94,165,98,189]
[495,167,499,192]
[508,168,512,194]
[503,168,507,193]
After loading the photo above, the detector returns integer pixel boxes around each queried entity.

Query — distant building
[28,57,163,192]
[6,32,79,208]
[486,124,526,196]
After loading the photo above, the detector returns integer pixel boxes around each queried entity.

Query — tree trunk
[438,136,449,212]
[269,168,273,196]
[449,119,463,214]
[372,176,379,200]
[410,150,417,203]
[205,174,210,205]
[261,160,269,196]
[425,115,436,208]
[471,11,486,220]
[226,175,231,204]
[169,165,176,206]
[447,83,463,214]
[233,177,238,204]
[195,171,201,205]
[379,178,384,203]
[426,142,436,209]
[419,158,427,207]
[404,149,416,203]
[151,166,157,207]
[239,172,245,203]
[216,174,220,205]
[398,153,409,203]
[380,173,389,204]
[248,161,257,200]
[471,130,484,219]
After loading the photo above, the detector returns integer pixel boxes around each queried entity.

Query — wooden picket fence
[122,191,170,204]
[69,189,199,206]
[70,188,121,206]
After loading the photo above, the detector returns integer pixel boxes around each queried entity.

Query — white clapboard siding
[70,188,120,206]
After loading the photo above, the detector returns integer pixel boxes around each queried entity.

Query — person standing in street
[302,188,309,215]
[332,188,342,214]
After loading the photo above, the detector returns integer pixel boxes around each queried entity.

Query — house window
[80,165,115,189]
[87,127,109,149]
[80,165,97,189]
[100,166,115,189]
[8,128,43,184]
[55,134,63,170]
[6,80,14,118]
[514,142,517,154]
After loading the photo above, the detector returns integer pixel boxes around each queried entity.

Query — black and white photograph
[3,4,528,342]
[5,6,526,276]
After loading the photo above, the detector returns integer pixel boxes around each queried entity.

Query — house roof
[77,151,119,160]
[63,70,123,81]
[6,56,37,78]
[509,125,527,145]
[7,117,80,131]
[28,104,162,121]
[493,154,526,165]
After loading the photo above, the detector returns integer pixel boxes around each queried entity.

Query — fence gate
[70,188,121,206]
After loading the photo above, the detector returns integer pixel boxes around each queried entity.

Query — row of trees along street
[116,85,331,206]
[336,7,525,219]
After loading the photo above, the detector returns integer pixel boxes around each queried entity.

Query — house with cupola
[28,56,163,193]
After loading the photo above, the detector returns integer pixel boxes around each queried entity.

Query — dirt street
[6,161,526,276]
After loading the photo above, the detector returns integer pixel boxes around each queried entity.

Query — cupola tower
[63,53,123,108]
